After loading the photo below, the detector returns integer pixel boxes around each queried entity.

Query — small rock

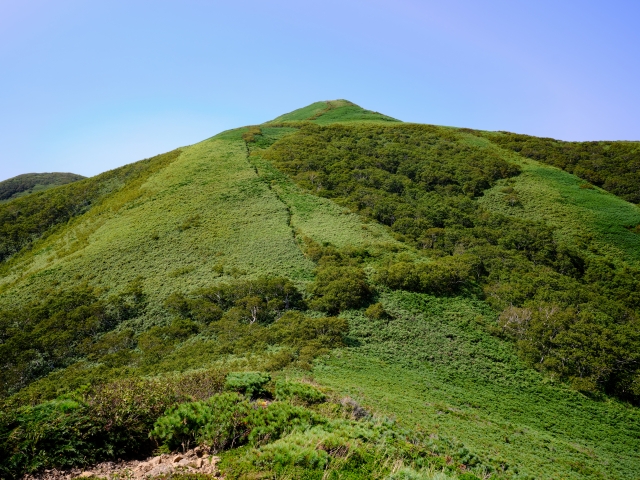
[173,455,183,463]
[78,472,93,478]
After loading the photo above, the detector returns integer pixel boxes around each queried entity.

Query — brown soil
[23,447,220,480]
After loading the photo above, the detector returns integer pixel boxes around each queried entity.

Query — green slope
[479,131,640,204]
[0,125,396,323]
[469,134,640,264]
[1,101,640,480]
[315,291,640,480]
[267,99,400,124]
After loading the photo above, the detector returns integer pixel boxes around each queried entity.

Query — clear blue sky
[1,0,639,181]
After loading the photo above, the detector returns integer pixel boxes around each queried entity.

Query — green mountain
[0,172,85,202]
[1,100,639,480]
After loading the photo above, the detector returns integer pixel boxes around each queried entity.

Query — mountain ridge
[0,172,85,202]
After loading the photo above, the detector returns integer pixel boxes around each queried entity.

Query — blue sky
[1,0,639,181]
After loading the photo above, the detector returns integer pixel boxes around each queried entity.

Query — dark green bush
[0,280,146,397]
[166,276,304,324]
[365,302,390,320]
[151,392,251,452]
[225,372,271,399]
[246,402,325,446]
[458,473,482,480]
[0,399,100,476]
[268,311,349,361]
[275,380,326,405]
[375,255,480,296]
[309,266,372,314]
[0,370,229,478]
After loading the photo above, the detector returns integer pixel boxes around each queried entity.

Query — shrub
[458,473,482,480]
[365,302,390,320]
[246,402,325,446]
[275,380,326,405]
[167,277,304,325]
[375,255,479,296]
[309,266,372,314]
[225,372,271,399]
[0,281,146,397]
[0,399,100,477]
[151,392,251,452]
[268,311,349,354]
[0,371,228,478]
[254,438,329,470]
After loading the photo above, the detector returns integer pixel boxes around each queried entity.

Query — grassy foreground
[314,291,640,480]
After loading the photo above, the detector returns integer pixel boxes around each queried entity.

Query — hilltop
[0,172,85,202]
[1,100,639,480]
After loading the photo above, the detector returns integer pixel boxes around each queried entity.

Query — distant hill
[1,100,639,480]
[0,172,85,201]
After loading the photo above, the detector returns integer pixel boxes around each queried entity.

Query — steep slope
[1,100,640,480]
[0,124,396,320]
[0,172,85,202]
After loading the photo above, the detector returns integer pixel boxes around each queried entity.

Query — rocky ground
[23,447,220,479]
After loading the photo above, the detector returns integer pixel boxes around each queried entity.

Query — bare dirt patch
[23,447,220,480]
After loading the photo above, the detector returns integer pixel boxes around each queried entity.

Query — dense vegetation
[0,149,181,264]
[0,276,349,401]
[481,131,640,204]
[0,172,85,202]
[0,280,145,396]
[262,122,640,402]
[1,271,490,479]
[1,100,640,479]
[1,373,493,480]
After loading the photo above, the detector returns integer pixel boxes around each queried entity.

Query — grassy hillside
[479,131,640,204]
[474,139,640,264]
[1,100,639,480]
[0,172,85,202]
[315,291,640,480]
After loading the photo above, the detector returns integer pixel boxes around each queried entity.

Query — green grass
[249,156,401,251]
[0,121,400,324]
[3,101,640,480]
[0,136,312,322]
[312,104,399,125]
[313,291,640,480]
[474,136,640,264]
[266,100,400,125]
[267,101,331,123]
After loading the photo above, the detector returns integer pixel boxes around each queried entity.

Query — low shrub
[0,371,226,478]
[275,380,326,405]
[247,402,325,446]
[365,302,390,320]
[225,372,271,399]
[374,255,479,296]
[309,266,372,314]
[151,392,251,452]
